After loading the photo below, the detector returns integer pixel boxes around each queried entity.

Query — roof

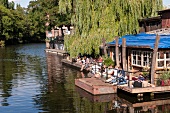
[108,33,170,49]
[157,8,170,13]
[138,16,161,22]
[147,28,170,35]
[157,8,170,15]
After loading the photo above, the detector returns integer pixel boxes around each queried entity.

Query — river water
[0,43,170,113]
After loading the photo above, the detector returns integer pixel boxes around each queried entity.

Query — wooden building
[139,8,170,33]
[107,33,170,75]
[139,16,161,32]
[158,9,170,28]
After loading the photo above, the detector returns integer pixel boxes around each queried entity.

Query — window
[137,51,141,65]
[157,51,170,68]
[157,51,164,59]
[166,52,170,67]
[132,50,152,67]
[132,51,137,65]
[166,52,170,59]
[143,51,152,67]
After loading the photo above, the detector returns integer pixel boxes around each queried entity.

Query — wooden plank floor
[118,85,170,94]
[75,86,117,102]
[75,78,117,95]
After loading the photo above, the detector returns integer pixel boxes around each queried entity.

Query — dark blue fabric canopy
[108,33,170,49]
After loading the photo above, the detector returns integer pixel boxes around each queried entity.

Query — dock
[117,94,170,112]
[118,85,170,94]
[75,78,117,95]
[75,86,117,102]
[46,50,170,95]
[61,59,82,69]
[45,49,68,56]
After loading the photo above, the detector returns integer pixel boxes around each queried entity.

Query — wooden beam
[150,35,160,84]
[102,38,107,57]
[122,38,127,71]
[115,36,119,67]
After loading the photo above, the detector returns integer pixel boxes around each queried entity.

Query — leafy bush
[160,71,170,80]
[103,57,114,67]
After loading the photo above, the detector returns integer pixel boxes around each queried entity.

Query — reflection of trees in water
[0,46,46,107]
[35,53,170,113]
[33,53,79,113]
[46,53,65,84]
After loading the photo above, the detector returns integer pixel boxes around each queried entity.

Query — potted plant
[159,71,170,86]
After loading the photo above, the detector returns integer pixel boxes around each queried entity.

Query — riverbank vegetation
[0,0,71,46]
[60,0,163,57]
[0,0,163,57]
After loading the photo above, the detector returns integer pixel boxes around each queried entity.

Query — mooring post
[122,38,127,71]
[115,36,120,67]
[150,35,160,85]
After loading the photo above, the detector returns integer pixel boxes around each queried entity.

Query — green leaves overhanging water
[59,0,163,57]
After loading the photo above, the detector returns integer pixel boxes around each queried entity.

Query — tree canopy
[59,0,163,57]
[0,0,163,56]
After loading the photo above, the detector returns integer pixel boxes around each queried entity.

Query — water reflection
[0,44,47,113]
[1,44,170,113]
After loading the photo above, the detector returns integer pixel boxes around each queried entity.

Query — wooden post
[129,73,132,88]
[122,38,127,71]
[102,38,107,57]
[115,36,119,67]
[150,35,160,84]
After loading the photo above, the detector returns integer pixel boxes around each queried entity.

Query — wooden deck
[118,85,170,94]
[75,86,117,102]
[61,55,170,95]
[75,78,117,95]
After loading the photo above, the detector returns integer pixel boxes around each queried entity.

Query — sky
[8,0,31,8]
[163,0,170,7]
[8,0,170,8]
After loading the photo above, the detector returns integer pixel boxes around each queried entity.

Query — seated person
[111,71,127,85]
[97,56,103,66]
[80,56,89,71]
[105,65,118,82]
[76,56,82,64]
[138,73,145,81]
[132,73,145,88]
[102,65,115,78]
[91,62,101,74]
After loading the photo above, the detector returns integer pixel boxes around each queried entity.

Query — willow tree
[59,0,163,57]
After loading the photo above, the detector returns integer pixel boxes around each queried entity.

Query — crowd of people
[73,55,147,86]
[74,55,128,85]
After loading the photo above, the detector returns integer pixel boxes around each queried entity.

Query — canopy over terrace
[107,33,170,49]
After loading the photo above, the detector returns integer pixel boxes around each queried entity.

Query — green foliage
[0,40,5,47]
[103,57,114,67]
[59,0,163,57]
[159,71,170,80]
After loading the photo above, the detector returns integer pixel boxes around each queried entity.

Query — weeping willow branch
[59,0,163,57]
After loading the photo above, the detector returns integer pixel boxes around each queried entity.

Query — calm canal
[0,43,170,113]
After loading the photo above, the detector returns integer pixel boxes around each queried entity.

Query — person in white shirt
[105,65,118,82]
[91,63,101,74]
